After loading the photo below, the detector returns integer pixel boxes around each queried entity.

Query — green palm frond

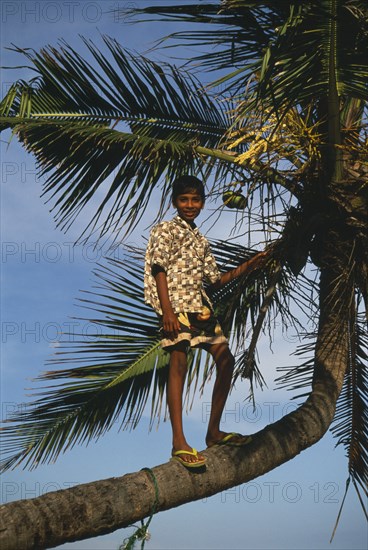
[0,256,170,471]
[3,36,229,133]
[3,242,266,472]
[11,119,200,239]
[126,1,368,115]
[252,1,368,113]
[1,36,232,240]
[122,2,275,74]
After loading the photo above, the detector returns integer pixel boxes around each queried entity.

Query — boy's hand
[153,270,180,339]
[162,310,181,340]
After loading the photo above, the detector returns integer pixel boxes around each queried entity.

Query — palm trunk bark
[0,260,351,550]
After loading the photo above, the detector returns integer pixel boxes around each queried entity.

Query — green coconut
[222,190,247,209]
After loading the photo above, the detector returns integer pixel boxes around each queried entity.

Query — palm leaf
[126,1,368,115]
[275,335,316,400]
[122,2,275,73]
[331,312,368,496]
[276,311,368,505]
[0,256,171,471]
[208,238,318,407]
[211,238,315,345]
[1,37,232,240]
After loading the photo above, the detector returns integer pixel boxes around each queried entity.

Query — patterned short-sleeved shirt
[144,216,221,315]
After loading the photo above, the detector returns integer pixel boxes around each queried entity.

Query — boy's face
[173,189,204,225]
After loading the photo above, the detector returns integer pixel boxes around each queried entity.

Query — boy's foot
[206,432,252,448]
[171,448,206,468]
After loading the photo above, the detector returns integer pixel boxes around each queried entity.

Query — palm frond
[121,1,278,73]
[1,37,231,240]
[13,120,200,239]
[211,238,316,346]
[0,255,169,471]
[276,311,368,499]
[2,243,243,471]
[331,312,368,495]
[126,1,368,116]
[229,0,368,124]
[208,238,318,408]
[275,335,316,400]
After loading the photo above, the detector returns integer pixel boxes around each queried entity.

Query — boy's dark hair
[172,175,205,202]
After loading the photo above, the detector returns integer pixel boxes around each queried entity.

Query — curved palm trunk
[0,260,351,550]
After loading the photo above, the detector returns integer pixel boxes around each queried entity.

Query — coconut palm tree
[0,1,367,548]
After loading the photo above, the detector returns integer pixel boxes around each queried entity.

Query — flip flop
[171,448,207,469]
[214,432,252,447]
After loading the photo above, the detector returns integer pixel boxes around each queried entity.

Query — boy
[144,175,265,468]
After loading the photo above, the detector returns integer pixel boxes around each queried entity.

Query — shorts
[160,306,228,350]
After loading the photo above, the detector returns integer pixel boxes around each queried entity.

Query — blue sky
[0,2,367,549]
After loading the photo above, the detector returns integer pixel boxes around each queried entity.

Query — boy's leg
[205,343,242,447]
[167,341,205,464]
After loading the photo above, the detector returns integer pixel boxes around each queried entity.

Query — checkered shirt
[144,216,221,315]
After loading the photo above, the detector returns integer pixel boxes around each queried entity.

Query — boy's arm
[212,250,268,289]
[153,266,181,339]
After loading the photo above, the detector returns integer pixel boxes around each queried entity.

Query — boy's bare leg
[167,342,205,464]
[205,343,242,447]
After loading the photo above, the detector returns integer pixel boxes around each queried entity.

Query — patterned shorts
[160,306,228,350]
